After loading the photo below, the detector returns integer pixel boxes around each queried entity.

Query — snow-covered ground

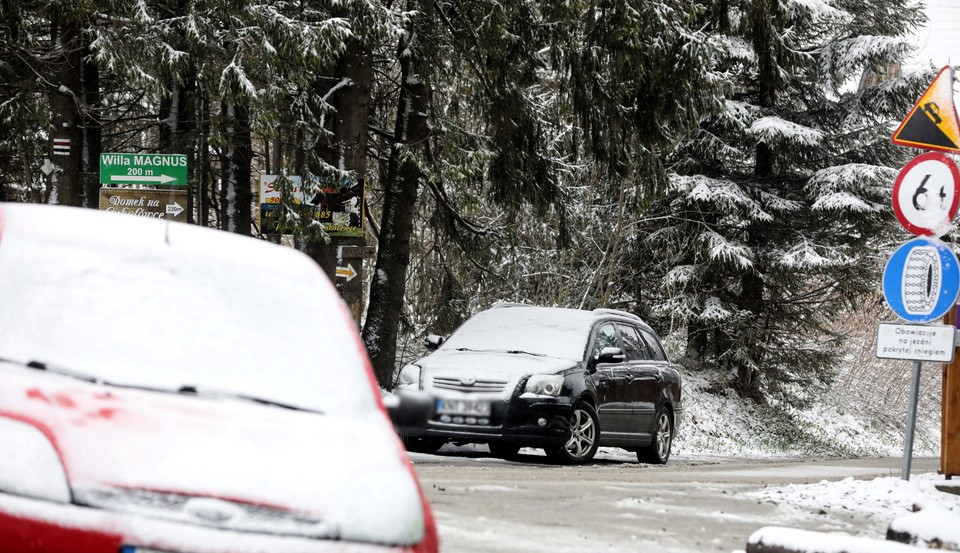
[741,474,960,552]
[667,362,954,550]
[648,366,956,550]
[417,361,956,548]
[750,472,958,524]
[670,368,941,459]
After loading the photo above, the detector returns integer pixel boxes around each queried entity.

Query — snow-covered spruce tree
[382,0,719,349]
[91,0,353,232]
[0,0,50,202]
[0,1,103,206]
[384,0,578,344]
[537,0,721,311]
[630,0,929,402]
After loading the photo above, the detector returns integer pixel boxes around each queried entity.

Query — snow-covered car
[394,304,683,465]
[0,203,437,553]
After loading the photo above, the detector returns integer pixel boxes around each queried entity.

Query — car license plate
[436,398,491,416]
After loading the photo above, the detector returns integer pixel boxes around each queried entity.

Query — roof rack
[491,302,531,309]
[591,308,644,323]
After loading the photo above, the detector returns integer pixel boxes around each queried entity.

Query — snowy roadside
[635,369,955,551]
[738,474,960,552]
[671,370,941,460]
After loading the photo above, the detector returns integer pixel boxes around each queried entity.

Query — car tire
[545,402,600,465]
[402,436,446,454]
[638,408,672,465]
[488,442,521,460]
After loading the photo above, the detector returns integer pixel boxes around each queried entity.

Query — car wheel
[488,442,521,460]
[402,436,446,454]
[545,402,600,465]
[638,409,672,464]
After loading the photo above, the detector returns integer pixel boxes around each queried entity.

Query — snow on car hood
[416,350,579,390]
[0,366,425,546]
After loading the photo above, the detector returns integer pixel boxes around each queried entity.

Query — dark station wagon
[394,304,683,465]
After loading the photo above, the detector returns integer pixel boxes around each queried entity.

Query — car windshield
[0,213,375,416]
[439,306,594,362]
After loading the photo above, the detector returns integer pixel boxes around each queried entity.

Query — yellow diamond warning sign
[892,66,960,153]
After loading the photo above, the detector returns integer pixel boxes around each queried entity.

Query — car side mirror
[384,390,435,427]
[598,347,626,364]
[424,334,445,351]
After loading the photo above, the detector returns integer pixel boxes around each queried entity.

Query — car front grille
[431,376,508,393]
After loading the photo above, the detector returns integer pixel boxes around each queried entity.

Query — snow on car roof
[440,305,602,362]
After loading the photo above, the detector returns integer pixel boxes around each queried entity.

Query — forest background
[0,0,947,427]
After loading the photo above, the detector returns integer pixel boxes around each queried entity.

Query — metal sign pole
[901,360,923,480]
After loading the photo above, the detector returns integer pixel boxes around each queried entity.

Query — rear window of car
[639,329,667,361]
[616,324,652,361]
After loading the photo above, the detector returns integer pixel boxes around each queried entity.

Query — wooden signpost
[944,308,960,479]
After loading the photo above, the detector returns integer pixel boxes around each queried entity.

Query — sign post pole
[876,322,955,481]
[902,360,923,480]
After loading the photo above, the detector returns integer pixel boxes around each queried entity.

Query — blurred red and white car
[0,203,437,553]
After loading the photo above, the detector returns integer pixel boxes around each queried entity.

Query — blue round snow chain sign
[882,236,960,323]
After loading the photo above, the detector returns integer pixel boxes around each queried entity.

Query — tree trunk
[219,102,252,235]
[198,81,211,227]
[362,0,434,387]
[271,136,282,175]
[159,78,196,220]
[751,0,777,177]
[80,41,101,209]
[0,0,18,202]
[734,0,779,399]
[48,12,83,206]
[737,269,765,398]
[318,40,372,175]
[309,38,374,323]
[159,80,196,154]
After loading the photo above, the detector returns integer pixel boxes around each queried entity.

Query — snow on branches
[746,116,824,149]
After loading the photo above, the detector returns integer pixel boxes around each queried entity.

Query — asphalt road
[409,447,940,553]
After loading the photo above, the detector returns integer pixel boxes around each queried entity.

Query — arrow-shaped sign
[336,263,358,282]
[166,202,184,217]
[110,174,177,184]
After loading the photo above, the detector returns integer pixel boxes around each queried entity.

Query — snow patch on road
[750,473,960,520]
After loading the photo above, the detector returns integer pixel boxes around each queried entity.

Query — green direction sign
[100,153,188,186]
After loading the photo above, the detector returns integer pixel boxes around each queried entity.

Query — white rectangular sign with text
[876,323,956,363]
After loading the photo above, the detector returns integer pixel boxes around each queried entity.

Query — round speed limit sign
[892,152,960,236]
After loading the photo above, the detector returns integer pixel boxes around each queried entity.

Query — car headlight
[0,416,71,503]
[396,364,421,390]
[522,374,564,397]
